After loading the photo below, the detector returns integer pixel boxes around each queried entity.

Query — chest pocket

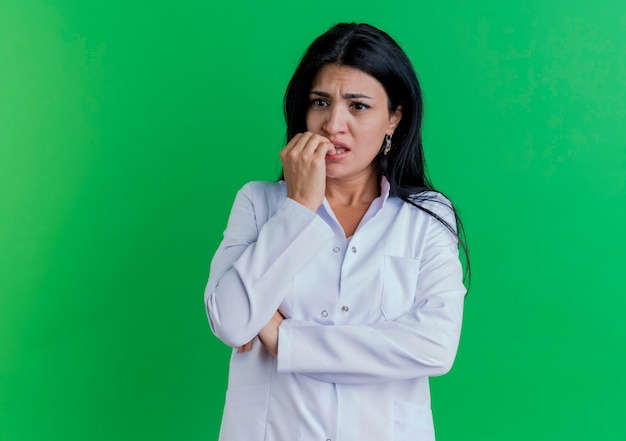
[380,255,420,321]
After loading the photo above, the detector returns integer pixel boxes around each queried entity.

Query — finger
[281,132,308,155]
[237,340,253,353]
[305,133,331,150]
[289,132,330,155]
[293,134,332,162]
[315,140,336,157]
[281,133,306,165]
[282,133,318,168]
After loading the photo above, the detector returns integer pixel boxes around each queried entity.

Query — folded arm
[277,207,466,384]
[204,183,334,348]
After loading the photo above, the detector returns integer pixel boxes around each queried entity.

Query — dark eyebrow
[310,90,373,100]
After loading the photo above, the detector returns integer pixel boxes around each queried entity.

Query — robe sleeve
[204,182,335,348]
[276,200,466,384]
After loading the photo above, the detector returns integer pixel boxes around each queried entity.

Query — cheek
[359,120,387,141]
[305,112,318,132]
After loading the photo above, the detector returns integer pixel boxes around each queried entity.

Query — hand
[280,132,335,211]
[236,311,285,356]
[258,310,285,357]
[237,340,254,354]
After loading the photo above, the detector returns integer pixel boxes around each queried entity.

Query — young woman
[205,22,468,441]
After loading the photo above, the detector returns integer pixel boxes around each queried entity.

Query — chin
[324,167,346,180]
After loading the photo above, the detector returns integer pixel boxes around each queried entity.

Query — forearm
[205,190,335,347]
[276,289,464,384]
[276,222,466,384]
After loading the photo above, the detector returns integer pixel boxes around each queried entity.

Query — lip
[329,138,348,149]
[326,139,350,160]
[325,150,349,161]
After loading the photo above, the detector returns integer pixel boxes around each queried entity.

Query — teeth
[334,146,347,153]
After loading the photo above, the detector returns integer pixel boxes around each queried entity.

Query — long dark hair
[283,22,470,284]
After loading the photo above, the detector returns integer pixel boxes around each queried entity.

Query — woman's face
[306,63,402,182]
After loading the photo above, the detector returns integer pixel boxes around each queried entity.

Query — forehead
[311,64,386,96]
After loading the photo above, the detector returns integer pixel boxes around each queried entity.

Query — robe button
[333,247,340,253]
[341,305,349,312]
[321,310,328,317]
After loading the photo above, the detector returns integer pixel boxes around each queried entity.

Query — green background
[1,0,625,439]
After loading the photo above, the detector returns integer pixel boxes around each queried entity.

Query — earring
[383,134,392,155]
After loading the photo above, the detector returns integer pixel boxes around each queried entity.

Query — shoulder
[403,190,454,216]
[239,181,287,201]
[400,190,457,233]
[236,180,288,220]
[418,191,454,213]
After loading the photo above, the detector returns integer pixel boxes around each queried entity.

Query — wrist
[287,194,321,212]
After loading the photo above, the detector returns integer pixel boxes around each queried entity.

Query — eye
[311,98,329,108]
[351,101,370,111]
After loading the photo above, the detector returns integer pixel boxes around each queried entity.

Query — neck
[325,170,381,206]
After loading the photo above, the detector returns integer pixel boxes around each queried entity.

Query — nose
[322,105,347,135]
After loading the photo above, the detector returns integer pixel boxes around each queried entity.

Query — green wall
[1,1,625,439]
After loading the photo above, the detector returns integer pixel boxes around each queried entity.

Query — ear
[387,104,403,133]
